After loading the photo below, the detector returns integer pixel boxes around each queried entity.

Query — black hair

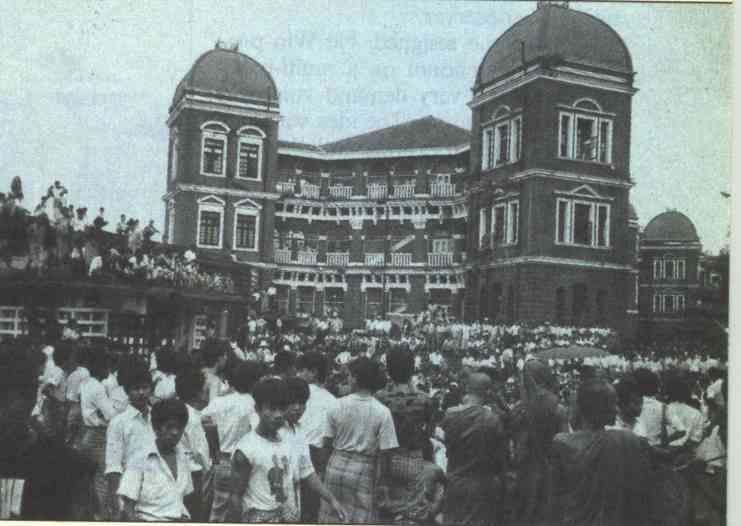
[577,378,617,428]
[118,359,152,393]
[175,366,206,404]
[614,374,640,407]
[663,373,693,405]
[296,352,330,382]
[87,347,110,380]
[252,377,289,410]
[156,349,178,375]
[286,376,310,406]
[53,340,75,367]
[633,368,660,397]
[273,350,296,376]
[151,398,189,429]
[200,339,228,368]
[228,361,264,394]
[349,356,386,392]
[386,348,414,384]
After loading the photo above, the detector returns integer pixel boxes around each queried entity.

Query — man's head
[285,376,310,426]
[87,347,110,381]
[273,350,296,377]
[156,349,177,375]
[465,372,493,401]
[151,399,188,452]
[577,378,617,429]
[296,352,329,384]
[633,368,660,398]
[119,359,153,412]
[386,348,414,385]
[614,374,643,421]
[200,338,228,371]
[53,340,75,369]
[253,377,289,435]
[227,360,263,394]
[175,365,207,408]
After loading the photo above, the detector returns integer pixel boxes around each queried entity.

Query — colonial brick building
[163,2,646,334]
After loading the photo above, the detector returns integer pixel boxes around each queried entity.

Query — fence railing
[274,248,292,264]
[392,183,416,199]
[428,252,454,266]
[326,252,350,266]
[276,181,296,194]
[296,251,318,265]
[367,184,388,200]
[390,252,413,266]
[299,183,321,199]
[329,185,353,199]
[430,182,456,197]
[365,253,385,266]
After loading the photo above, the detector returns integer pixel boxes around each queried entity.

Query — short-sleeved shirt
[65,367,90,402]
[152,373,176,403]
[80,377,117,427]
[181,404,211,472]
[234,430,314,513]
[105,405,156,475]
[117,445,194,521]
[280,425,315,514]
[202,392,258,454]
[299,384,339,448]
[376,386,434,452]
[326,393,399,455]
[635,397,686,447]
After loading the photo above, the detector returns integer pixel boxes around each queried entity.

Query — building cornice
[510,169,634,188]
[474,256,634,271]
[640,243,702,250]
[167,94,281,126]
[175,183,280,201]
[278,144,470,161]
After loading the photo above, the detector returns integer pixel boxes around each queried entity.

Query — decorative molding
[167,94,280,126]
[478,256,634,271]
[277,144,470,161]
[176,183,279,201]
[510,169,633,189]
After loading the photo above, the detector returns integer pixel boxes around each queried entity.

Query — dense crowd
[0,178,236,293]
[0,313,727,525]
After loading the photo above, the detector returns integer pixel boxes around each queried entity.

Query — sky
[0,0,732,253]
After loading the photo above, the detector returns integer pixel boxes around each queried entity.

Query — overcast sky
[0,1,732,252]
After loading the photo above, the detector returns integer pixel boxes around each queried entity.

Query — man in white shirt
[633,368,686,446]
[105,360,156,519]
[201,361,262,522]
[152,350,177,403]
[118,399,197,521]
[200,340,229,404]
[296,352,339,522]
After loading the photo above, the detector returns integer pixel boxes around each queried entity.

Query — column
[412,217,427,264]
[350,218,364,263]
[288,286,297,316]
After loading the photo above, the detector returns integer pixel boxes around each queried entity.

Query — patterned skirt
[319,449,378,524]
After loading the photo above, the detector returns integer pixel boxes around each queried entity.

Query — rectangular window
[507,201,519,244]
[485,206,492,248]
[664,259,675,280]
[559,114,572,158]
[575,116,597,160]
[482,128,495,170]
[238,142,260,179]
[202,136,225,175]
[677,259,686,280]
[496,123,510,163]
[557,199,570,243]
[556,199,610,247]
[573,202,593,245]
[235,214,257,250]
[511,117,522,161]
[675,294,686,312]
[653,258,662,280]
[478,208,486,248]
[599,120,612,163]
[664,294,674,313]
[198,210,221,247]
[493,204,506,243]
[596,204,609,247]
[653,294,661,313]
[432,239,452,253]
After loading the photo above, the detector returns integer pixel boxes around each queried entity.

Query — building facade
[164,3,646,334]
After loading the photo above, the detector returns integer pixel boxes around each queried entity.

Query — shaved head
[466,372,493,398]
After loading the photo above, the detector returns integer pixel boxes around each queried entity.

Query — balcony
[392,183,416,199]
[299,183,321,199]
[276,181,295,194]
[430,182,456,197]
[296,250,318,265]
[274,248,292,264]
[367,184,388,200]
[428,252,454,267]
[329,185,353,200]
[390,253,413,266]
[326,252,350,266]
[365,253,385,266]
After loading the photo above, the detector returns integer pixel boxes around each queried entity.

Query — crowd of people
[0,178,236,293]
[0,311,728,525]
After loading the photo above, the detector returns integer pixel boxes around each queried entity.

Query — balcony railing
[329,185,353,199]
[276,181,296,194]
[392,183,416,199]
[365,253,385,266]
[274,248,292,264]
[428,252,454,267]
[390,253,413,266]
[297,250,318,265]
[299,183,321,199]
[367,184,388,200]
[430,182,456,197]
[326,252,350,266]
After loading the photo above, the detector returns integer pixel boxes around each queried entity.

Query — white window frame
[196,195,225,249]
[652,293,687,313]
[555,198,610,248]
[478,208,486,248]
[481,113,522,171]
[492,203,506,245]
[654,257,687,280]
[166,200,175,244]
[507,200,519,244]
[236,126,265,181]
[233,198,262,252]
[558,109,613,164]
[200,121,229,177]
[432,238,453,254]
[169,129,179,182]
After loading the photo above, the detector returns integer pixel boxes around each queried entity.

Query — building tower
[465,2,638,334]
[163,45,280,287]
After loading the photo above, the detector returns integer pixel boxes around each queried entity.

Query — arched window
[558,99,612,164]
[574,98,602,112]
[482,106,522,171]
[200,122,229,177]
[233,198,261,251]
[236,126,265,181]
[196,195,226,248]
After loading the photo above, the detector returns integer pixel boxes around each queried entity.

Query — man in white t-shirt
[227,377,345,523]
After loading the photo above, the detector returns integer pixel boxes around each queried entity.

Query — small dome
[171,47,278,110]
[643,211,699,242]
[475,4,633,89]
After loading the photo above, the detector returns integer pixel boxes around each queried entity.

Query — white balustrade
[297,251,318,265]
[367,184,388,200]
[277,181,295,194]
[390,252,413,266]
[428,252,454,266]
[274,248,293,264]
[365,253,385,266]
[300,183,321,199]
[392,183,416,199]
[329,185,353,199]
[430,182,456,197]
[326,252,350,266]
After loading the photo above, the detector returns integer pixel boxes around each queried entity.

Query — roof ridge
[321,115,469,149]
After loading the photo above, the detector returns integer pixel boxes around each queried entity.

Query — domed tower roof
[643,211,699,243]
[475,3,633,90]
[171,47,279,111]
